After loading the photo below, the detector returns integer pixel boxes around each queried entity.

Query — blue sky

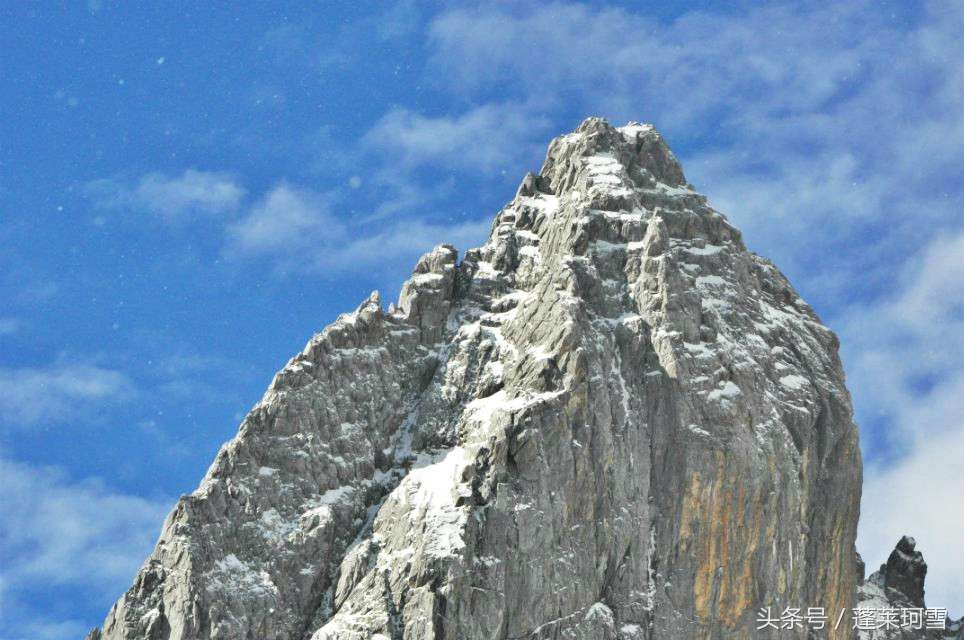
[1,2,961,637]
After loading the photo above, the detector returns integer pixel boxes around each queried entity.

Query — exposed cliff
[88,118,865,639]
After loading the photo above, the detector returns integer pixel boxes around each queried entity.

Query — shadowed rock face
[885,537,928,609]
[87,118,864,639]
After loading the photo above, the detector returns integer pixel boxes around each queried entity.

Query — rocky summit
[89,117,883,639]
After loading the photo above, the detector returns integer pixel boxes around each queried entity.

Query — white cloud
[895,232,964,334]
[0,456,171,637]
[428,3,900,125]
[224,182,491,276]
[14,279,59,304]
[134,170,245,217]
[364,104,548,173]
[225,183,341,256]
[840,229,964,449]
[88,169,246,219]
[357,170,459,224]
[0,363,134,426]
[428,3,643,96]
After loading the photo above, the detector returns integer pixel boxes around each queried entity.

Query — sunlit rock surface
[88,118,867,639]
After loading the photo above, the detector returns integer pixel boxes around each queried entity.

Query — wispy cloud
[840,228,964,454]
[84,168,490,280]
[317,217,491,272]
[410,1,962,312]
[427,2,897,126]
[364,104,548,173]
[88,169,246,219]
[0,363,134,426]
[225,182,489,274]
[0,456,171,638]
[225,183,343,256]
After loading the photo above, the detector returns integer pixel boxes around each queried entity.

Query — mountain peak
[875,535,928,608]
[89,118,865,640]
[470,118,743,326]
[539,118,688,198]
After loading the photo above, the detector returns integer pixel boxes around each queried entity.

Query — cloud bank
[88,169,246,219]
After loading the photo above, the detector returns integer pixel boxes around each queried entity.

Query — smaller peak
[882,535,928,607]
[398,244,458,343]
[541,115,687,191]
[353,290,382,316]
[413,244,458,274]
[575,116,613,134]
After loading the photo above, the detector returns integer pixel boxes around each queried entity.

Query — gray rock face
[88,118,864,639]
[856,538,962,640]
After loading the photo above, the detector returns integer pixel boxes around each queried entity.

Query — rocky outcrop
[884,537,928,609]
[856,538,961,640]
[88,118,865,639]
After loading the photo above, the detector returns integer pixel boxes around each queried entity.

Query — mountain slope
[88,118,863,640]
